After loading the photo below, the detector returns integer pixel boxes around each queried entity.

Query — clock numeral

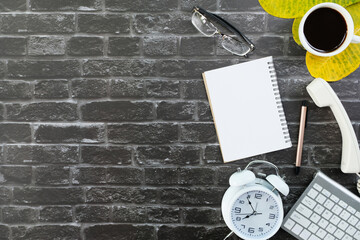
[259,227,263,232]
[269,213,275,219]
[241,224,245,229]
[248,227,255,233]
[236,217,241,221]
[269,205,275,210]
[255,193,262,199]
[234,207,241,214]
[239,200,245,204]
[266,223,270,226]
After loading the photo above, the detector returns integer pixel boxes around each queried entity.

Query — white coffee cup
[299,2,360,57]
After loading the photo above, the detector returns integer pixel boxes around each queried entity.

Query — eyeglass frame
[192,6,255,57]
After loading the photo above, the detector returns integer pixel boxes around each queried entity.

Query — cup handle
[352,34,360,43]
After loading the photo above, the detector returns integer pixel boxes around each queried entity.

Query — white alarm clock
[221,160,289,240]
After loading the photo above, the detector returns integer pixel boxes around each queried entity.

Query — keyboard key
[308,188,319,199]
[292,223,303,235]
[316,229,327,238]
[313,183,322,191]
[297,204,312,218]
[309,234,320,240]
[356,221,360,230]
[330,215,341,225]
[348,216,359,226]
[338,220,349,230]
[324,234,335,240]
[300,229,311,240]
[315,194,326,204]
[324,199,334,210]
[314,205,324,215]
[326,223,336,234]
[290,212,311,228]
[343,234,352,240]
[355,231,360,239]
[346,225,357,236]
[284,219,295,230]
[334,229,345,239]
[303,196,317,209]
[318,218,329,229]
[356,211,360,218]
[339,200,348,209]
[332,205,343,215]
[347,206,356,214]
[309,223,319,233]
[330,194,339,203]
[322,209,333,220]
[321,188,331,197]
[310,213,321,224]
[340,210,351,220]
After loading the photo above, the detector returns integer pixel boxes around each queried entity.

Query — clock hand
[247,196,255,212]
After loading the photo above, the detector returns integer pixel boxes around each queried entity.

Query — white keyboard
[282,171,360,240]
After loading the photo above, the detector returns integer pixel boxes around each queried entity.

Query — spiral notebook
[202,56,291,163]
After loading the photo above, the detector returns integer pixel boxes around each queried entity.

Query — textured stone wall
[0,0,359,239]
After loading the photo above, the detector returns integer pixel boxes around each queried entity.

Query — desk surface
[0,0,359,239]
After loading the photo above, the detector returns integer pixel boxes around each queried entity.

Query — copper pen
[295,101,308,175]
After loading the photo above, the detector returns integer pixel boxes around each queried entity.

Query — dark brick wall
[0,0,359,239]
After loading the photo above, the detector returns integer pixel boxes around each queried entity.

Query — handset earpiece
[306,78,360,173]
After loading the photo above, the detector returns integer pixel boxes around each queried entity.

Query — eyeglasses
[191,6,255,57]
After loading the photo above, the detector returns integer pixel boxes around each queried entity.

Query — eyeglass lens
[221,35,251,56]
[191,11,217,36]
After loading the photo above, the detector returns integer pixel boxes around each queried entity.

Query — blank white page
[203,56,291,163]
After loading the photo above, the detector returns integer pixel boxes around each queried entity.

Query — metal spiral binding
[268,62,291,143]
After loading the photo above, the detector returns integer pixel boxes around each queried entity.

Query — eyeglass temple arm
[194,6,255,49]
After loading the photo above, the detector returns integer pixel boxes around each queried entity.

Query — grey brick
[147,80,180,98]
[28,36,65,56]
[266,146,309,165]
[134,14,197,34]
[198,102,212,121]
[6,102,78,121]
[343,102,360,120]
[145,168,178,185]
[0,81,32,100]
[0,124,31,143]
[0,0,26,11]
[40,206,72,223]
[6,145,79,164]
[34,80,69,99]
[72,167,106,185]
[31,0,102,11]
[329,79,359,99]
[107,168,143,185]
[180,37,215,56]
[71,79,107,98]
[310,145,342,166]
[253,35,285,56]
[159,187,224,205]
[84,225,154,240]
[105,0,178,12]
[108,37,141,56]
[277,78,312,99]
[0,105,3,121]
[143,37,177,56]
[12,225,80,240]
[180,123,217,143]
[181,0,217,11]
[86,187,157,204]
[35,124,105,143]
[0,166,32,184]
[78,14,130,33]
[282,167,318,187]
[34,166,70,186]
[83,60,156,77]
[112,206,146,223]
[183,208,220,224]
[303,123,342,144]
[13,187,84,205]
[219,0,262,11]
[110,79,146,98]
[218,13,266,33]
[157,101,196,120]
[108,123,178,144]
[274,59,309,78]
[0,225,10,240]
[267,15,293,33]
[8,60,81,79]
[287,37,306,56]
[67,36,104,56]
[0,61,5,78]
[157,226,207,240]
[81,146,132,165]
[148,207,180,223]
[178,168,215,185]
[75,206,110,222]
[3,207,38,223]
[136,146,201,165]
[182,80,207,99]
[321,168,357,186]
[0,187,11,204]
[0,37,26,56]
[81,101,154,121]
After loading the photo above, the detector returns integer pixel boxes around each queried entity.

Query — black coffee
[304,8,347,52]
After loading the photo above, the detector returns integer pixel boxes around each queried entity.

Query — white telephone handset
[306,78,360,173]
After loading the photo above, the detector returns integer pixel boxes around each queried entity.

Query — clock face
[230,189,281,239]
